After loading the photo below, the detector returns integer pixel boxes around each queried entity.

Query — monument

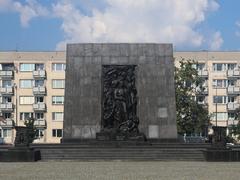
[62,43,177,142]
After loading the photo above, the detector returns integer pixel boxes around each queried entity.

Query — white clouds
[52,0,222,50]
[0,0,223,50]
[0,0,49,27]
[0,0,13,11]
[209,31,223,50]
[13,0,49,27]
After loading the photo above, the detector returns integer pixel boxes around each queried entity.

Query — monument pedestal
[0,126,41,162]
[96,129,146,141]
[0,147,41,162]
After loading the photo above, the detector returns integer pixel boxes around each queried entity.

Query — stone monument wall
[63,43,177,140]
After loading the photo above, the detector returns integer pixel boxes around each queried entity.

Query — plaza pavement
[0,161,240,180]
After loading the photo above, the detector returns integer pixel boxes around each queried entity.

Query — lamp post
[215,85,218,127]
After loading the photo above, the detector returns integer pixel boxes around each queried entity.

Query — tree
[175,58,210,135]
[24,117,37,144]
[229,107,240,140]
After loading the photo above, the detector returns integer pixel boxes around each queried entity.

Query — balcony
[33,70,46,79]
[0,70,13,79]
[0,87,13,95]
[33,87,46,95]
[34,119,46,127]
[0,103,13,112]
[227,69,240,78]
[198,69,208,77]
[33,103,46,111]
[227,86,240,95]
[0,118,14,127]
[227,103,240,111]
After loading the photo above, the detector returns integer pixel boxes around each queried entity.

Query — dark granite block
[63,43,177,141]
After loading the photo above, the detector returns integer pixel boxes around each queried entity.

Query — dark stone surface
[14,126,30,147]
[0,126,40,162]
[0,147,41,162]
[203,149,240,162]
[212,126,227,147]
[63,43,177,140]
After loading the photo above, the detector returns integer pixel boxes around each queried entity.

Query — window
[20,64,35,72]
[35,113,44,120]
[52,80,65,89]
[52,63,66,71]
[34,80,44,87]
[213,63,237,71]
[20,112,33,121]
[52,112,64,121]
[228,80,236,87]
[228,96,237,103]
[0,63,14,71]
[2,80,12,87]
[19,96,34,105]
[20,80,33,88]
[52,129,63,137]
[212,112,228,121]
[19,63,44,71]
[213,79,228,88]
[52,96,64,104]
[228,113,236,120]
[196,63,205,70]
[35,129,44,138]
[3,113,11,119]
[3,129,12,138]
[35,96,44,103]
[35,64,44,70]
[213,63,225,71]
[213,96,227,104]
[2,96,12,103]
[228,63,237,70]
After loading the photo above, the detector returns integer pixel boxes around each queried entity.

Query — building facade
[0,51,240,144]
[175,51,240,132]
[0,51,65,144]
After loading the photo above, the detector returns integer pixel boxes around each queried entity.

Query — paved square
[0,161,240,180]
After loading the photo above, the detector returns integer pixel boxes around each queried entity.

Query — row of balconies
[0,86,46,95]
[0,70,46,79]
[0,102,46,112]
[198,69,240,78]
[0,118,46,128]
[196,86,240,95]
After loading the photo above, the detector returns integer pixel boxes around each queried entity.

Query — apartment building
[0,50,240,144]
[0,51,65,144]
[175,51,240,131]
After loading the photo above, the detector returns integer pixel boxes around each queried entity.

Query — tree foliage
[24,117,37,144]
[229,107,240,140]
[175,59,210,135]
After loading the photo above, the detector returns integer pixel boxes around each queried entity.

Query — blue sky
[0,0,240,51]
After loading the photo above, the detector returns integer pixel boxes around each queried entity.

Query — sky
[0,0,240,51]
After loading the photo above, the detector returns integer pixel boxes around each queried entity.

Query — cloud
[13,0,49,27]
[0,0,13,11]
[52,0,221,50]
[0,0,49,27]
[0,0,223,50]
[209,31,223,50]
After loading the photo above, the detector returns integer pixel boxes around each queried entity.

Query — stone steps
[31,143,209,161]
